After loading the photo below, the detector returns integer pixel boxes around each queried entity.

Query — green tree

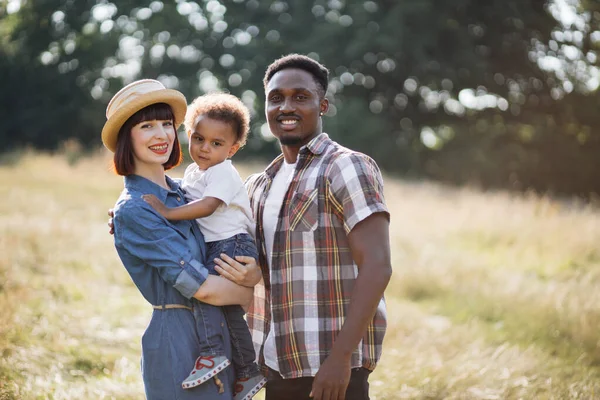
[2,0,599,194]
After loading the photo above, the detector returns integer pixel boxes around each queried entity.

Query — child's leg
[193,301,227,358]
[182,301,230,389]
[223,304,260,378]
[207,234,261,379]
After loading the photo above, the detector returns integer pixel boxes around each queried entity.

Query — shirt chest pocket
[289,189,319,232]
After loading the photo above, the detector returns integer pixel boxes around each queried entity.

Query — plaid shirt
[245,133,389,379]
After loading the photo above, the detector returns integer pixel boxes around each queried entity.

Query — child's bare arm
[141,194,171,218]
[164,197,223,220]
[143,194,222,221]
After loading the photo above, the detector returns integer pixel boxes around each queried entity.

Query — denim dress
[113,174,234,400]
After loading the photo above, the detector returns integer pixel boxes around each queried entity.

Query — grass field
[1,152,599,399]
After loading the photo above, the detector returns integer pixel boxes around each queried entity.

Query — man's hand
[142,194,170,218]
[310,353,351,400]
[214,253,262,288]
[108,209,114,235]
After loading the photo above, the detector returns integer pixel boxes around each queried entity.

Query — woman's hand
[108,209,114,235]
[214,254,261,287]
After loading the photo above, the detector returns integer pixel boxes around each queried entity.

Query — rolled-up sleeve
[114,201,208,298]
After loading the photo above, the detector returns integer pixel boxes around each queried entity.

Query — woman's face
[130,119,175,170]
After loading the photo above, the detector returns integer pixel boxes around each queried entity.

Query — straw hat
[101,79,187,152]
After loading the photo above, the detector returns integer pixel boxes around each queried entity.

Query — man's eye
[270,95,282,102]
[296,94,308,100]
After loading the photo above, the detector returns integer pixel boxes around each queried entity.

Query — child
[142,93,266,400]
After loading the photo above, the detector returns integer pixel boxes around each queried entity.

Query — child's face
[188,116,240,170]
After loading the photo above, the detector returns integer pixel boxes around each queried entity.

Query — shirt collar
[124,174,181,202]
[303,132,330,156]
[264,133,331,179]
[264,154,285,179]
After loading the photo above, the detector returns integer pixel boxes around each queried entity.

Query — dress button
[180,260,185,265]
[221,322,224,327]
[177,197,181,201]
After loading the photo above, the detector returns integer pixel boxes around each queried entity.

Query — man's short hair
[263,54,329,98]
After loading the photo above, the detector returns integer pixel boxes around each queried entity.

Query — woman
[101,79,260,399]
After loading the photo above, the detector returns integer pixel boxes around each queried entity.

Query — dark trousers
[204,233,260,379]
[265,367,371,400]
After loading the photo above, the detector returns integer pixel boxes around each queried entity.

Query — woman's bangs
[129,103,175,126]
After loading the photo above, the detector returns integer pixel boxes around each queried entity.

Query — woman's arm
[114,200,259,304]
[195,253,261,305]
[193,275,254,306]
[115,201,209,298]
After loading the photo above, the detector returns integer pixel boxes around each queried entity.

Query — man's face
[265,68,328,147]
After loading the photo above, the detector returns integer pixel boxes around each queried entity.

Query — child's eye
[212,142,222,147]
[163,121,173,127]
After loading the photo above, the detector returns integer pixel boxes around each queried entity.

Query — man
[245,54,391,400]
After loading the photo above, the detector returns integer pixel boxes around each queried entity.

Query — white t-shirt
[262,160,296,371]
[181,160,255,242]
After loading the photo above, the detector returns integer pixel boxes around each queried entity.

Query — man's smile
[276,115,300,130]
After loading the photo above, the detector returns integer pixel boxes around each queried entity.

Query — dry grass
[1,151,599,399]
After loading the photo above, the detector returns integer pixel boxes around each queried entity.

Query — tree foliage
[1,0,599,195]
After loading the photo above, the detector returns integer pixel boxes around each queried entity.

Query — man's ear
[228,143,241,158]
[320,98,329,115]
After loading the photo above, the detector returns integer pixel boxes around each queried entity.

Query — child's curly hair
[184,92,251,147]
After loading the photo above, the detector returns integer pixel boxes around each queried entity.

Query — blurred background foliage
[1,0,599,195]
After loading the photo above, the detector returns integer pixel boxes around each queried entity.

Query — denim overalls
[113,174,234,399]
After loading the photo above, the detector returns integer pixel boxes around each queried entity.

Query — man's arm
[311,212,392,400]
[143,194,222,221]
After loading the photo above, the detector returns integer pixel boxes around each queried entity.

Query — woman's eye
[163,121,173,127]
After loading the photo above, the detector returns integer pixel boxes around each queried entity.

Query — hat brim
[101,89,187,152]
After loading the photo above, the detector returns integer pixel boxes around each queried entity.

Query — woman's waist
[139,286,196,310]
[147,297,227,315]
[152,303,193,311]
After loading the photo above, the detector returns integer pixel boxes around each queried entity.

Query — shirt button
[221,322,224,327]
[177,197,181,201]
[180,260,185,265]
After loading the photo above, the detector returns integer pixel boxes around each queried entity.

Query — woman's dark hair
[113,103,183,176]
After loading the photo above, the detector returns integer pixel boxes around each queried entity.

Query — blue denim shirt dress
[113,174,234,399]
